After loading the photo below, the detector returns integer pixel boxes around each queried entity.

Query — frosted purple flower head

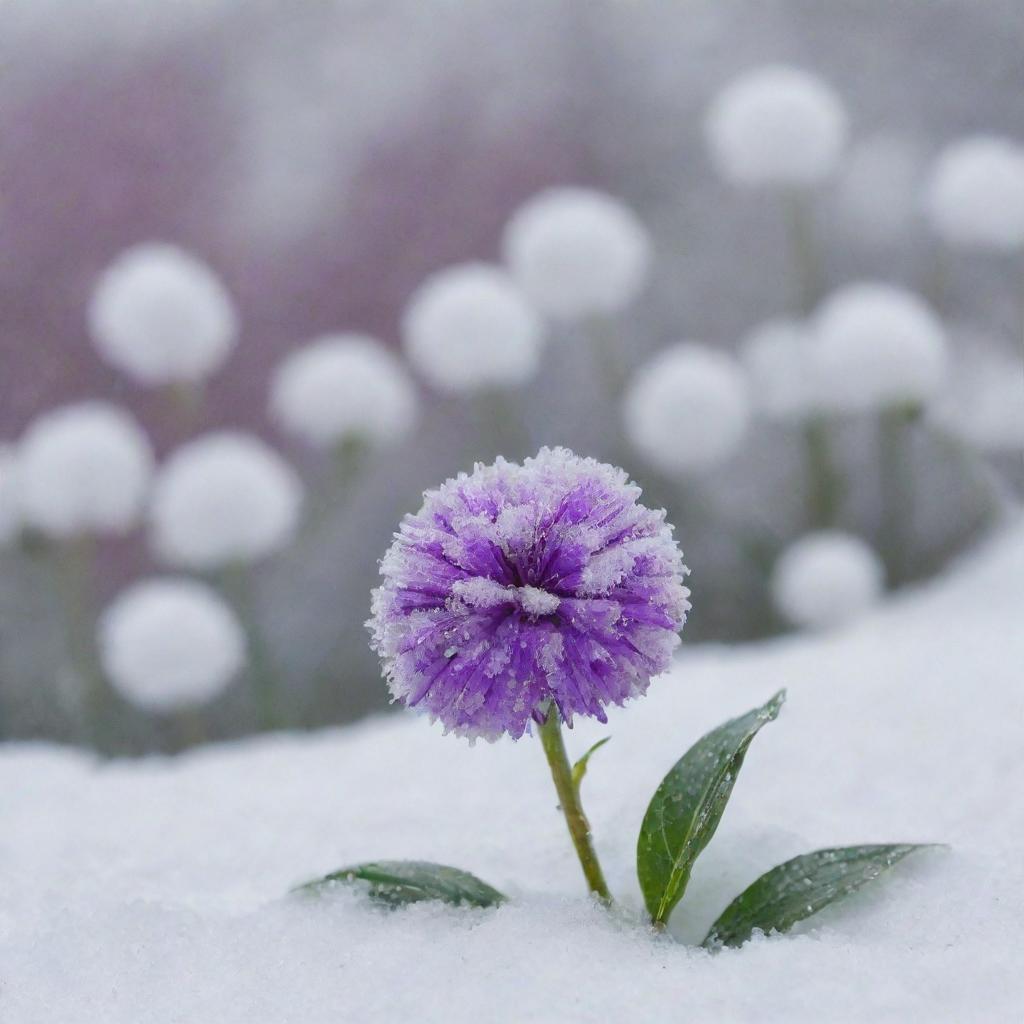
[368,448,691,741]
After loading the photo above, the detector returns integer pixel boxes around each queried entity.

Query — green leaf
[294,860,507,909]
[637,690,786,926]
[703,843,938,949]
[572,736,611,797]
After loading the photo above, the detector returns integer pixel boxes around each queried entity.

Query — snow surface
[3,522,1023,1022]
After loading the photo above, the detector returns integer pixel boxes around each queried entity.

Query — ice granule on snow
[149,431,303,569]
[771,530,885,629]
[705,65,848,187]
[923,135,1024,250]
[812,282,949,413]
[88,243,239,385]
[16,401,154,539]
[0,444,22,545]
[269,333,417,449]
[739,318,822,423]
[402,263,545,394]
[2,521,1024,1021]
[98,577,246,712]
[623,342,750,475]
[501,187,651,320]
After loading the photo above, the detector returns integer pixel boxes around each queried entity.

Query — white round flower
[813,283,949,413]
[705,65,848,187]
[402,263,544,394]
[502,187,651,319]
[18,402,154,539]
[88,243,239,385]
[0,445,22,545]
[150,432,303,569]
[771,531,884,630]
[270,334,417,449]
[99,577,246,711]
[739,318,821,422]
[835,134,922,246]
[923,136,1024,250]
[928,327,1024,453]
[623,343,750,474]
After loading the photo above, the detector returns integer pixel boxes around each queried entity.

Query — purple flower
[367,448,690,740]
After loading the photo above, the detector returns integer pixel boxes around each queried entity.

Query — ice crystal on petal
[367,447,690,740]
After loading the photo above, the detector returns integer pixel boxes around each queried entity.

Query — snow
[704,65,848,187]
[98,578,246,712]
[3,521,1024,1022]
[269,334,417,449]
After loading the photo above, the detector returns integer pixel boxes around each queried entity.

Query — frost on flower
[270,333,417,449]
[923,136,1024,250]
[705,65,848,187]
[402,263,544,394]
[0,445,23,545]
[88,243,239,385]
[17,402,154,539]
[501,187,651,320]
[150,432,303,569]
[367,447,690,741]
[771,530,884,630]
[739,318,821,422]
[623,343,750,475]
[813,283,949,413]
[99,577,246,711]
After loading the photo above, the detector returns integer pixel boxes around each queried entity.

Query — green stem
[538,704,613,904]
[878,405,916,585]
[784,189,821,315]
[803,415,841,528]
[586,315,625,401]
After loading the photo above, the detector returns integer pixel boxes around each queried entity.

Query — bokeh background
[1,0,1022,753]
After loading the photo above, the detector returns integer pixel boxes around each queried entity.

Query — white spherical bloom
[88,243,239,385]
[623,343,750,474]
[402,263,544,394]
[739,318,822,422]
[502,187,651,319]
[924,136,1024,250]
[150,432,303,569]
[813,283,949,413]
[0,445,22,545]
[929,328,1024,453]
[270,334,417,448]
[772,531,884,630]
[705,65,847,187]
[18,402,154,539]
[835,135,922,246]
[99,577,245,712]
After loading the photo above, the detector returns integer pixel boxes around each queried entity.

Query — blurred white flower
[835,134,923,247]
[502,187,651,319]
[150,432,303,569]
[402,263,544,394]
[623,343,750,474]
[923,136,1024,250]
[0,445,22,545]
[270,334,417,449]
[928,327,1024,453]
[88,243,239,385]
[18,402,154,539]
[813,283,949,413]
[739,318,821,422]
[99,577,246,712]
[705,65,848,187]
[771,530,884,629]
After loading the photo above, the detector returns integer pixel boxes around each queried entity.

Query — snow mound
[2,522,1023,1022]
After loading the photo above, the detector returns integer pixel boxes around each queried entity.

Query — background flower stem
[538,703,613,904]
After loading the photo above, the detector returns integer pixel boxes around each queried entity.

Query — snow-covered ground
[3,522,1023,1023]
